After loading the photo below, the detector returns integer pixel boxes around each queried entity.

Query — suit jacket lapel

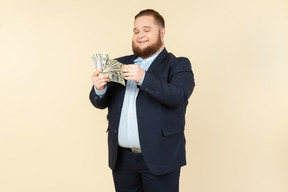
[147,48,168,73]
[126,55,138,65]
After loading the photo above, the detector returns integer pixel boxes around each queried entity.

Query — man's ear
[160,28,166,39]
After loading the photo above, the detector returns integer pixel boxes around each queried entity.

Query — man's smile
[138,39,148,43]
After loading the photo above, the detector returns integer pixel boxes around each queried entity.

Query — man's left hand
[121,65,145,84]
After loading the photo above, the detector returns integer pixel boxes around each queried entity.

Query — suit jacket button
[114,130,117,134]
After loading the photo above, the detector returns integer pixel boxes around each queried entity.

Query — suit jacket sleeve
[89,86,108,109]
[139,57,195,108]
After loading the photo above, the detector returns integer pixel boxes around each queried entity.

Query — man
[90,9,195,192]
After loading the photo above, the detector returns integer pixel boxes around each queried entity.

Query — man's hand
[92,69,109,90]
[121,65,145,83]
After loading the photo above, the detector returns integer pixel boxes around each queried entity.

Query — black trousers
[112,147,181,192]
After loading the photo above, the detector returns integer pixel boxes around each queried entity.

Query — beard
[132,33,163,59]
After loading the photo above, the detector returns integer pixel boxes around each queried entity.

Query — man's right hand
[92,69,109,90]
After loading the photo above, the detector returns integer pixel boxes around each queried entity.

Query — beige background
[1,0,287,191]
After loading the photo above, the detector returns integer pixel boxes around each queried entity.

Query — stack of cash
[92,52,125,86]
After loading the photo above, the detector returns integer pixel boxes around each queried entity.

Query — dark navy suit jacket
[90,48,195,175]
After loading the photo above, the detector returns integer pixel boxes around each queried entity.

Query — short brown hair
[135,9,165,28]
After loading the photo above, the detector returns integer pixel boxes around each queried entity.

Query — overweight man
[90,9,195,192]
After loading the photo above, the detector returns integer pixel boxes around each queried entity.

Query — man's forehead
[133,26,152,31]
[134,16,156,25]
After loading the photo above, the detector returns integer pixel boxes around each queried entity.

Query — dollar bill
[92,52,125,86]
[92,52,109,70]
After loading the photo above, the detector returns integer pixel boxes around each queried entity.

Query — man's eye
[145,30,150,32]
[134,31,139,34]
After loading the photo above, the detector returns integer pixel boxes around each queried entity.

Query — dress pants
[112,147,181,192]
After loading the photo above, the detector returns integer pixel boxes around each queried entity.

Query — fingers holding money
[92,69,109,90]
[121,65,145,83]
[92,53,125,86]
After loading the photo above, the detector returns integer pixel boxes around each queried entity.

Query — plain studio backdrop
[0,0,287,191]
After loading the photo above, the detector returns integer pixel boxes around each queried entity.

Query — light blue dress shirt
[94,51,161,149]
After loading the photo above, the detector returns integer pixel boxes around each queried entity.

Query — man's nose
[138,31,145,38]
